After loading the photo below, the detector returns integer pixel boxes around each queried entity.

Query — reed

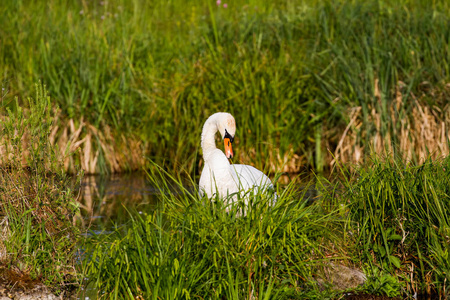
[1,0,449,174]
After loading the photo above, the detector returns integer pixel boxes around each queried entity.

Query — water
[78,172,159,232]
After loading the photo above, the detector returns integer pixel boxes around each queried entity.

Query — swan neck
[201,115,220,158]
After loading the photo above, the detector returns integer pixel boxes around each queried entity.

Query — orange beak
[224,137,233,159]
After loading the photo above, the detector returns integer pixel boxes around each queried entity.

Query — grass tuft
[0,84,82,294]
[338,154,450,296]
[83,165,342,299]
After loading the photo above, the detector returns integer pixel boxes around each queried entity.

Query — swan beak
[224,138,233,159]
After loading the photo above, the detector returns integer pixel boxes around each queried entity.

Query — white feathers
[199,112,274,206]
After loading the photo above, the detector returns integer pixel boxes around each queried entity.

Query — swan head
[201,112,236,159]
[217,113,236,159]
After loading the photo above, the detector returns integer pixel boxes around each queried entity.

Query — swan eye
[224,129,234,143]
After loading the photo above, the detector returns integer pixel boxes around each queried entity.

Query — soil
[343,292,440,300]
[0,265,69,300]
[343,293,402,300]
[0,280,61,300]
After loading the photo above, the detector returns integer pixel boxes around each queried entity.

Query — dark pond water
[77,172,160,232]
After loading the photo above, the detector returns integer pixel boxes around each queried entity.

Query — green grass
[83,166,343,299]
[1,0,449,296]
[1,0,449,173]
[83,154,450,298]
[338,154,450,296]
[0,85,83,294]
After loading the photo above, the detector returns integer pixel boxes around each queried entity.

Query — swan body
[199,112,274,203]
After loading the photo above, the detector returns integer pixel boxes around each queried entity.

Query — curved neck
[201,115,219,158]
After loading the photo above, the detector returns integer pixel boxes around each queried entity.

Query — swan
[199,112,274,205]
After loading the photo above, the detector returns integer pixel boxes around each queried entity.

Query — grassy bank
[339,155,450,296]
[0,85,82,295]
[83,167,342,299]
[1,0,449,174]
[83,154,450,298]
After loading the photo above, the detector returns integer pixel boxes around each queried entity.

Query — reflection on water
[78,172,159,231]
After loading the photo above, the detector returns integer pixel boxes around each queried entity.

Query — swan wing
[199,165,240,198]
[230,164,273,191]
[199,150,239,198]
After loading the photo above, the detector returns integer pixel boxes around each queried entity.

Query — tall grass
[83,153,450,298]
[337,154,450,296]
[0,84,82,294]
[83,166,342,299]
[1,0,449,173]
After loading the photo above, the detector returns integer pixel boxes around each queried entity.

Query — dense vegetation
[1,0,449,174]
[0,86,82,294]
[340,155,450,297]
[84,169,335,299]
[0,0,449,298]
[83,156,450,299]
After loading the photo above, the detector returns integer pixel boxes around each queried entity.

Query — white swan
[199,112,274,204]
